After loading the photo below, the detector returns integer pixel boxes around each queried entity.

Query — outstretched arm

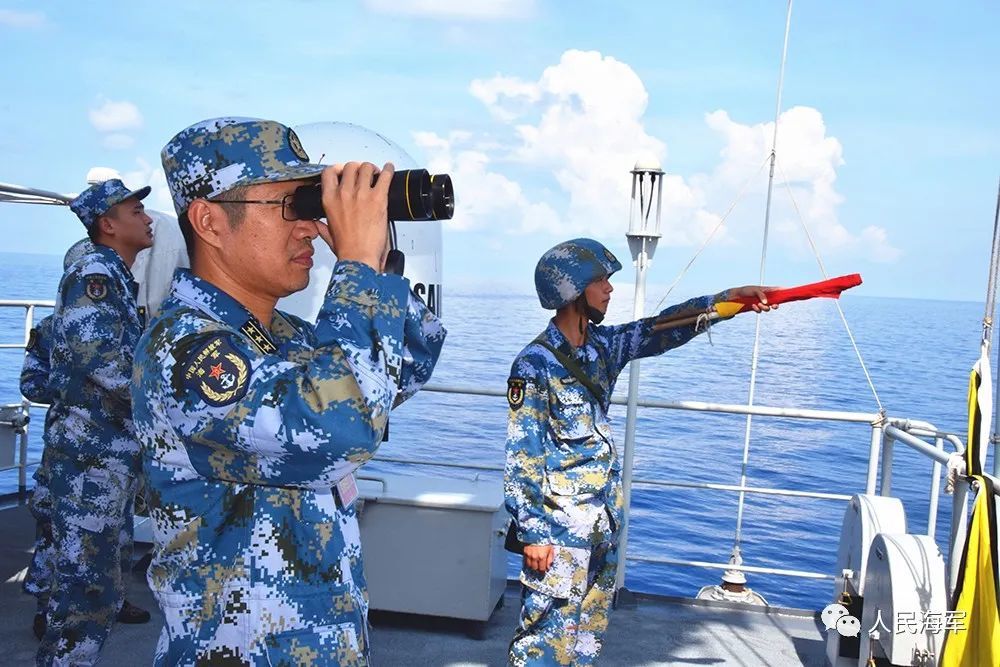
[601,286,774,374]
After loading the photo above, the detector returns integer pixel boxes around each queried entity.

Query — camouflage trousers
[509,541,617,666]
[23,464,56,612]
[37,466,137,667]
[23,461,134,615]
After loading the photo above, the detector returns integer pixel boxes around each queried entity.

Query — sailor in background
[21,238,153,644]
[132,117,445,665]
[37,180,154,666]
[505,238,773,666]
[19,300,58,641]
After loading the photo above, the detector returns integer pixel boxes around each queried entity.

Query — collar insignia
[240,319,277,355]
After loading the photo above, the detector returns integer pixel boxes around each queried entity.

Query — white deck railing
[0,299,983,594]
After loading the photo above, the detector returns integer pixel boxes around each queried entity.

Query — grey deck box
[357,473,508,627]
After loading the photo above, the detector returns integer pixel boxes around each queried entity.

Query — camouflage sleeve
[600,291,727,374]
[56,270,132,408]
[393,291,447,407]
[19,316,53,404]
[504,355,552,545]
[165,261,410,488]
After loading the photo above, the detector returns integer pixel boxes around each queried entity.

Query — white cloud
[703,106,899,262]
[469,76,541,122]
[414,130,561,234]
[426,49,666,237]
[858,226,903,263]
[363,0,534,20]
[0,10,45,28]
[416,49,898,266]
[88,99,143,133]
[102,133,135,150]
[121,158,173,215]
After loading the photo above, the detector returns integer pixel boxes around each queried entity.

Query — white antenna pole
[986,179,1000,477]
[615,158,664,603]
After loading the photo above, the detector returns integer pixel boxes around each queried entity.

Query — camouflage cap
[161,117,326,217]
[534,238,623,310]
[69,179,151,229]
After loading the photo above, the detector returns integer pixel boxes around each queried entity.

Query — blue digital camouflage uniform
[21,240,105,616]
[132,116,447,666]
[38,186,148,666]
[20,315,57,611]
[506,239,732,666]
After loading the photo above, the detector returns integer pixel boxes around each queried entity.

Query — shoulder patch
[26,328,39,352]
[183,335,251,407]
[507,377,526,410]
[84,274,109,301]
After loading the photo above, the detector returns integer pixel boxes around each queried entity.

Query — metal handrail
[391,384,962,581]
[423,382,882,422]
[1,299,52,491]
[628,555,835,581]
[0,300,972,588]
[373,455,852,502]
[0,299,57,307]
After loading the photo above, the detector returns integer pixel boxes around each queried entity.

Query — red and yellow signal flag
[652,273,862,331]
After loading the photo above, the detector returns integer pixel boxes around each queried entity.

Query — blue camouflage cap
[161,117,326,217]
[535,238,623,310]
[69,179,151,229]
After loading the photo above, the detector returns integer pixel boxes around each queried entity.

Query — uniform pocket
[64,467,131,532]
[546,470,580,496]
[546,468,609,498]
[550,384,595,442]
[262,583,367,666]
[265,622,366,667]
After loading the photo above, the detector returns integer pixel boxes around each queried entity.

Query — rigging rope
[775,157,885,412]
[644,0,888,566]
[652,153,771,312]
[731,0,794,551]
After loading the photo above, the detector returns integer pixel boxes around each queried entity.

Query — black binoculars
[291,169,454,222]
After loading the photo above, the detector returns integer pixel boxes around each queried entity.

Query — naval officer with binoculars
[131,117,446,666]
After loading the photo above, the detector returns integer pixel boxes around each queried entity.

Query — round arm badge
[507,377,526,410]
[182,335,251,407]
[85,274,109,301]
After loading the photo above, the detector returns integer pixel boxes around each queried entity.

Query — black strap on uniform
[532,334,606,408]
[505,335,607,556]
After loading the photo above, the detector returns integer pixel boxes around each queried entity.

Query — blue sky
[0,1,997,302]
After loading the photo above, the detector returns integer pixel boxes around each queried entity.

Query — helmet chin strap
[575,294,606,328]
[586,303,606,325]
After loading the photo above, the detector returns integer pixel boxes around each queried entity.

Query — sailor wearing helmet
[505,238,773,666]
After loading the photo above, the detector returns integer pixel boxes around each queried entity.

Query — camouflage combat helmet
[534,238,622,310]
[160,117,326,218]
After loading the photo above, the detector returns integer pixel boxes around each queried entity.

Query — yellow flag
[965,342,992,476]
[941,475,1000,666]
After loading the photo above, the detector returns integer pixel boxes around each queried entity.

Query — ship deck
[0,502,827,666]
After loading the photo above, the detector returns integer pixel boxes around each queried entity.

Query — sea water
[0,250,989,610]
